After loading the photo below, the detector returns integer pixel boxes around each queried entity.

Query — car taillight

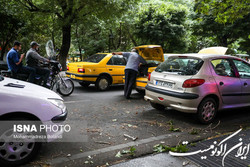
[78,68,85,73]
[148,73,151,81]
[182,79,205,88]
[67,66,69,71]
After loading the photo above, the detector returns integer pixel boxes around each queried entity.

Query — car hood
[135,45,164,62]
[0,77,63,100]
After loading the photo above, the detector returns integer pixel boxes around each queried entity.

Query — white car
[0,75,67,166]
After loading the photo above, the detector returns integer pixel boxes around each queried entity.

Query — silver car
[145,54,250,124]
[0,75,67,166]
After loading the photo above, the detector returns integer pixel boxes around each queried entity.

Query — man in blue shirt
[113,49,147,99]
[7,41,36,83]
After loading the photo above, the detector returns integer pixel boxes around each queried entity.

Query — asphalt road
[23,82,250,167]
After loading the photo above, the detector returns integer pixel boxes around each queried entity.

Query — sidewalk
[112,128,250,167]
[112,153,200,167]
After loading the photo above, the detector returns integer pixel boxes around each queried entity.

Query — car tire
[136,88,145,95]
[197,98,218,124]
[79,82,90,88]
[150,102,165,110]
[95,76,111,91]
[0,118,42,167]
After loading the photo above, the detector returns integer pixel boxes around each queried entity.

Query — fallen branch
[94,141,111,145]
[124,134,138,141]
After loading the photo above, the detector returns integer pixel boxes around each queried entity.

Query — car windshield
[146,60,161,67]
[155,56,204,75]
[83,54,106,63]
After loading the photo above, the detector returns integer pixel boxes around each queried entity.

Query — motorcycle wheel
[57,78,74,96]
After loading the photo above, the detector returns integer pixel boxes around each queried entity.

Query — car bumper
[66,72,97,82]
[145,85,201,113]
[46,109,68,142]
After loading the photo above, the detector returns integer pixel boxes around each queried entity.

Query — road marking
[64,100,91,104]
[50,132,183,165]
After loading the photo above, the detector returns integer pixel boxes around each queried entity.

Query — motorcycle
[41,59,74,96]
[0,40,74,96]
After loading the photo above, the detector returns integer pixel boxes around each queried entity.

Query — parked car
[66,53,127,91]
[120,45,164,94]
[134,45,164,94]
[0,75,67,166]
[0,61,8,71]
[145,54,250,124]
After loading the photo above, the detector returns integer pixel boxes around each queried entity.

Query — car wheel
[96,76,110,91]
[136,88,145,95]
[197,98,217,124]
[79,82,90,88]
[150,102,165,110]
[57,78,74,96]
[0,118,42,167]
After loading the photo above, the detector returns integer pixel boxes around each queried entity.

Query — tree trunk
[59,24,71,70]
[125,27,137,46]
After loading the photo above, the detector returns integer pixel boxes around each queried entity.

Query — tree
[0,12,25,60]
[134,2,188,53]
[195,0,250,24]
[0,1,27,60]
[192,2,250,54]
[16,0,139,70]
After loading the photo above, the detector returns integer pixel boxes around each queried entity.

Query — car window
[155,56,203,75]
[83,54,106,63]
[107,55,126,66]
[233,59,250,79]
[211,59,235,77]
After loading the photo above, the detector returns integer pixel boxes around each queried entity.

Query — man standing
[113,49,146,99]
[26,41,50,87]
[7,41,36,83]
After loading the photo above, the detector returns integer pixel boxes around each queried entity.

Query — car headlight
[48,99,66,112]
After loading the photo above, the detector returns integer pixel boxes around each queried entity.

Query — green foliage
[115,146,136,157]
[153,143,189,153]
[134,1,188,52]
[195,0,250,24]
[189,128,200,135]
[192,2,250,54]
[167,120,181,132]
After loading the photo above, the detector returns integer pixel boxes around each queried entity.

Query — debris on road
[183,161,190,166]
[123,134,138,141]
[86,128,102,133]
[94,140,111,145]
[115,151,122,158]
[115,147,136,157]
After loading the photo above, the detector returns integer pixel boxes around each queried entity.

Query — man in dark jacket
[26,41,50,87]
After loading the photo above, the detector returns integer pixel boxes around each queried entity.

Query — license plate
[71,74,75,79]
[156,80,173,88]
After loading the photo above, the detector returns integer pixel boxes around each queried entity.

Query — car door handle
[244,82,248,86]
[219,82,224,86]
[109,69,112,71]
